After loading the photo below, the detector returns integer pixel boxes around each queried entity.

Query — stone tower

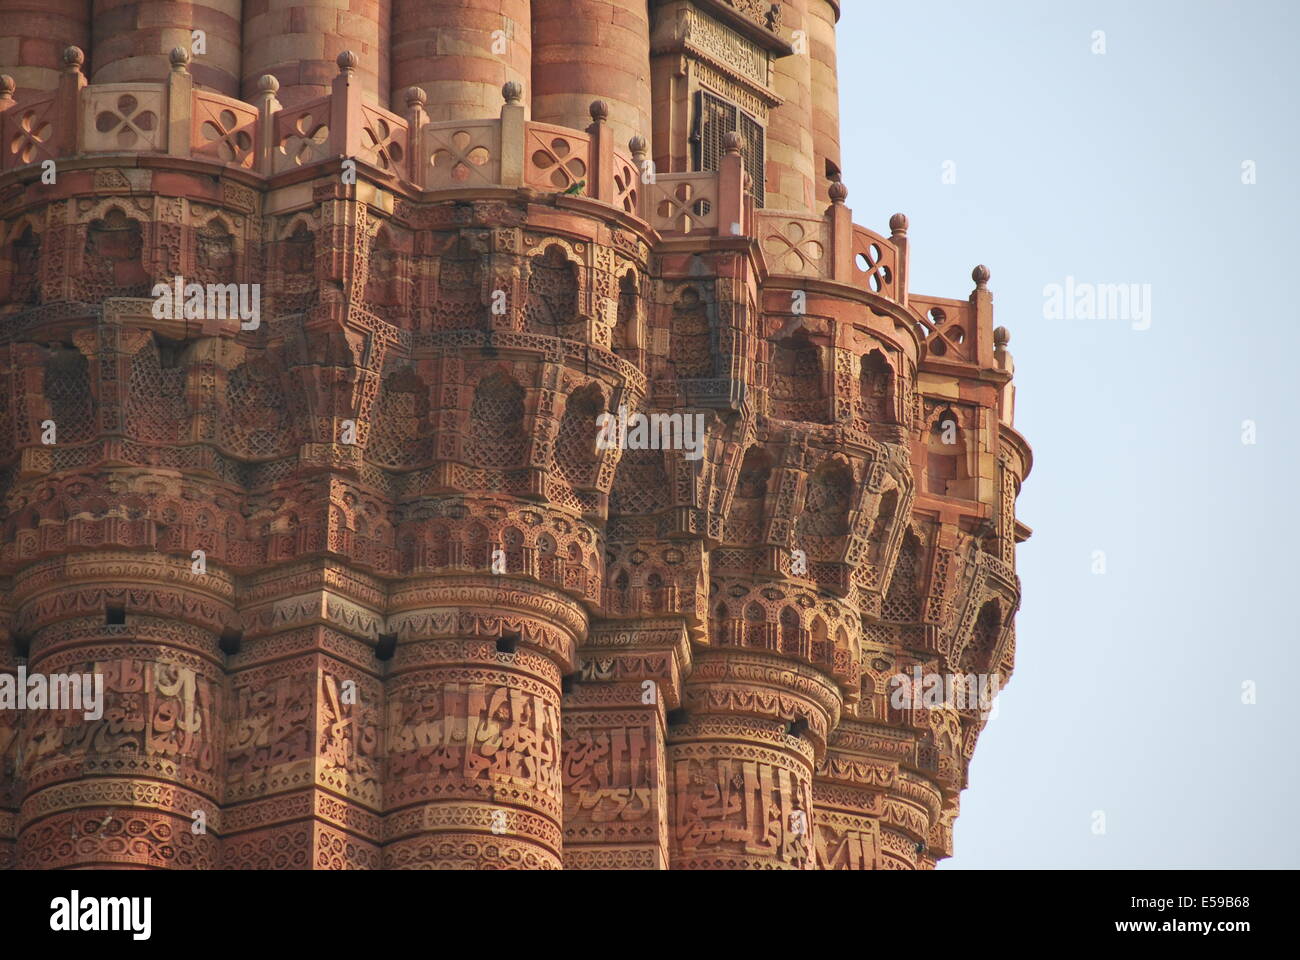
[0,0,1031,870]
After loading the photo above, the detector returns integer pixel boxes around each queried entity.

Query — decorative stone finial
[993,326,1010,348]
[972,264,991,288]
[0,75,14,101]
[889,212,909,236]
[169,47,191,71]
[336,50,359,73]
[589,100,609,123]
[828,179,848,204]
[722,131,744,156]
[502,81,523,105]
[628,135,648,159]
[63,46,85,69]
[257,74,280,95]
[405,85,427,109]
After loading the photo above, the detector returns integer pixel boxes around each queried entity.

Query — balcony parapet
[0,50,756,240]
[0,47,1006,376]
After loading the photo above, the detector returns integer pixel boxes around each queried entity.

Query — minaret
[0,0,1029,871]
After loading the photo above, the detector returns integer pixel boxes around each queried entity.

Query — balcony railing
[1,46,927,313]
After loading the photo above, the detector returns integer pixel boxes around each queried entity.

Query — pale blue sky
[838,0,1300,868]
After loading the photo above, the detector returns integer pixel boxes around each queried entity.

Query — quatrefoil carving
[854,242,894,293]
[430,130,492,182]
[362,116,403,172]
[94,95,158,149]
[764,221,824,274]
[10,110,52,163]
[200,109,253,165]
[531,137,586,189]
[278,114,329,166]
[656,181,710,234]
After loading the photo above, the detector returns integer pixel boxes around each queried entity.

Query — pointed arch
[882,529,924,623]
[526,244,579,332]
[555,382,605,486]
[771,329,827,422]
[859,349,895,423]
[369,364,431,468]
[725,444,773,545]
[797,458,854,540]
[670,286,712,379]
[927,406,970,497]
[614,269,639,356]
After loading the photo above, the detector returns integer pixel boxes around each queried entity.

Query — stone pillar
[12,555,228,869]
[242,0,391,108]
[0,0,90,102]
[808,0,841,206]
[561,619,686,870]
[765,0,815,212]
[221,624,385,870]
[813,716,945,871]
[381,578,580,869]
[667,650,841,869]
[391,0,531,121]
[532,0,652,153]
[90,0,242,95]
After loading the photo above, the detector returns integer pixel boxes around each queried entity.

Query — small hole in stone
[497,632,520,655]
[375,633,398,661]
[666,708,688,727]
[219,628,243,656]
[105,605,126,626]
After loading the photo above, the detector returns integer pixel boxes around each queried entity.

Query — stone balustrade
[0,46,937,322]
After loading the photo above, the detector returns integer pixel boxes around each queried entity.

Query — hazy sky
[838,0,1300,868]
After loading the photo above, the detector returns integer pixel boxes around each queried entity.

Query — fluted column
[667,649,841,869]
[392,0,531,121]
[765,0,815,212]
[0,0,90,102]
[808,0,840,206]
[13,555,229,869]
[532,0,652,153]
[242,0,391,107]
[380,579,580,869]
[90,0,242,95]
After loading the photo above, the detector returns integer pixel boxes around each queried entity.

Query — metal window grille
[693,90,766,208]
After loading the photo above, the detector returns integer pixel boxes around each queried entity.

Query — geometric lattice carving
[43,346,95,443]
[126,338,187,443]
[526,245,579,333]
[467,372,527,469]
[797,459,852,541]
[610,441,671,515]
[882,531,924,623]
[771,330,827,422]
[368,366,430,468]
[226,355,292,458]
[555,383,603,487]
[670,287,712,379]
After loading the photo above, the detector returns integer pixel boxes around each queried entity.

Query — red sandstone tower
[0,0,1030,870]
